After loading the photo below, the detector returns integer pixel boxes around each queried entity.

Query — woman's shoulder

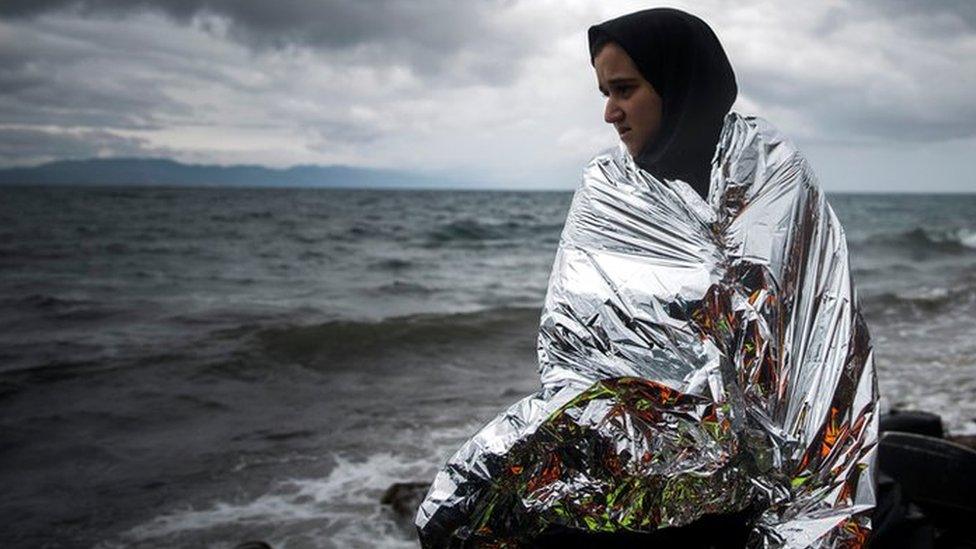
[584,142,631,170]
[579,143,642,190]
[720,112,801,157]
[712,112,822,208]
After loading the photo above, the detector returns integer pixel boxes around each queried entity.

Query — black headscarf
[588,8,737,198]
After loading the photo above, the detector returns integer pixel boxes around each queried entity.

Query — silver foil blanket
[416,113,878,548]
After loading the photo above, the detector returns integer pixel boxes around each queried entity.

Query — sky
[0,0,974,191]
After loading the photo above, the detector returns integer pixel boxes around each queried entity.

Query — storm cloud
[0,0,539,84]
[0,127,170,162]
[1,0,973,190]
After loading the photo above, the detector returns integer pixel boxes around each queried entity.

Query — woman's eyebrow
[599,77,639,94]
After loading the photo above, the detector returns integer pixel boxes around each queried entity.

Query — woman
[590,8,736,201]
[416,8,878,547]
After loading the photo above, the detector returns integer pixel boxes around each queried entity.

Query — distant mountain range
[0,157,467,189]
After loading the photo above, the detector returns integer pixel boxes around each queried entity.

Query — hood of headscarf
[588,8,737,198]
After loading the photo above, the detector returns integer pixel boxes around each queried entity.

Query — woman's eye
[600,85,633,98]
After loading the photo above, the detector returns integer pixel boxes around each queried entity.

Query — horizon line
[2,182,975,195]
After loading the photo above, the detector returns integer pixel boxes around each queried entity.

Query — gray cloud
[868,0,976,33]
[0,76,183,130]
[0,0,973,191]
[0,0,535,85]
[0,16,202,131]
[727,0,976,144]
[0,127,170,162]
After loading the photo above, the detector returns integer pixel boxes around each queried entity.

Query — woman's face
[594,42,663,157]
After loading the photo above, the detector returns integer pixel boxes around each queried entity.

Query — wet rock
[381,481,430,527]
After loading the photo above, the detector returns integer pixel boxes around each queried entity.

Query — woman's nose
[604,99,623,124]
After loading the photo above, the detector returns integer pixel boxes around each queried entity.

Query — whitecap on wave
[101,453,434,549]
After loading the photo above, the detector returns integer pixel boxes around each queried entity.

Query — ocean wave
[0,246,70,261]
[426,218,562,246]
[863,281,976,314]
[372,258,414,271]
[428,219,513,242]
[370,280,438,296]
[869,289,953,312]
[855,226,976,254]
[1,358,107,385]
[851,263,919,278]
[284,231,328,245]
[254,307,540,367]
[298,250,329,261]
[3,293,127,321]
[10,293,93,310]
[208,211,274,223]
[110,452,425,548]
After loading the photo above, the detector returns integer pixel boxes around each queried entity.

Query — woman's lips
[618,128,632,139]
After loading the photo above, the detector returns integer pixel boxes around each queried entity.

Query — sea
[1,186,975,548]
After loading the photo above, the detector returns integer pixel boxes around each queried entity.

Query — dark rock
[881,410,944,438]
[234,542,273,549]
[879,432,976,533]
[381,481,430,527]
